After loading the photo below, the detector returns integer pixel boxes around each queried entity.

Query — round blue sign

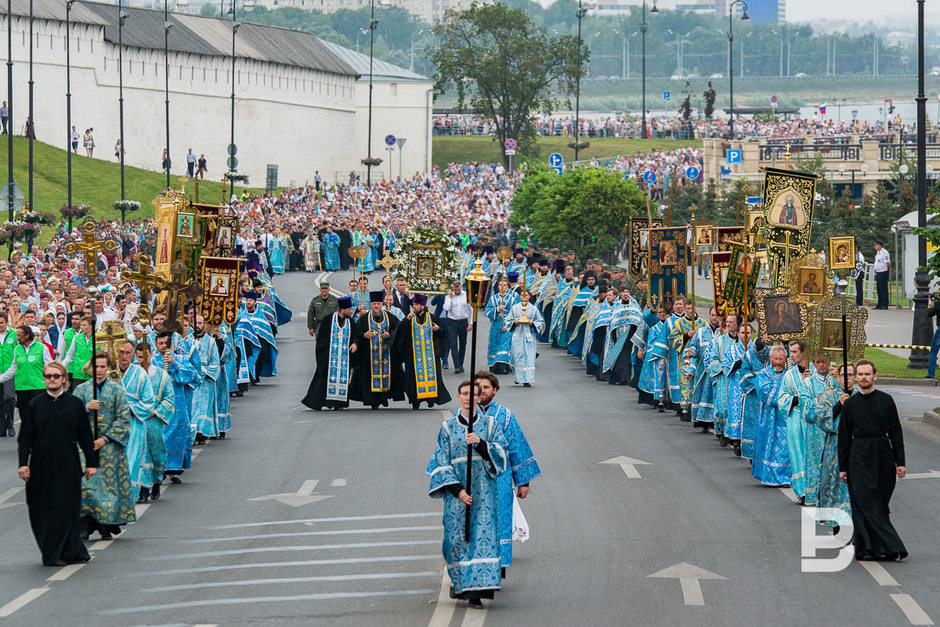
[384,134,396,146]
[686,166,700,180]
[504,138,517,150]
[643,170,657,184]
[549,153,564,167]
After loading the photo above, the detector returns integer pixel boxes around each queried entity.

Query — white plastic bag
[511,494,530,543]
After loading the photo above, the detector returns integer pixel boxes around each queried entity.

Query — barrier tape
[866,343,930,351]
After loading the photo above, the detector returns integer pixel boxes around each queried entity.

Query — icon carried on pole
[384,134,397,147]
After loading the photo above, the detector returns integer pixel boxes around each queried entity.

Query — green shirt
[13,341,46,391]
[68,333,93,379]
[0,328,16,372]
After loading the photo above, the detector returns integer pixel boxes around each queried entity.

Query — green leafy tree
[511,166,644,261]
[429,2,583,165]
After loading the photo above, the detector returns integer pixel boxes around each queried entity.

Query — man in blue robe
[321,228,341,271]
[723,322,750,455]
[669,297,703,418]
[213,324,234,435]
[684,307,720,430]
[153,330,198,482]
[564,273,599,358]
[428,379,508,609]
[548,276,575,348]
[814,362,854,527]
[116,340,160,504]
[800,353,838,506]
[583,288,615,380]
[708,314,740,445]
[238,294,279,381]
[505,289,545,386]
[660,296,687,413]
[136,341,174,500]
[637,306,669,409]
[751,345,792,486]
[778,339,814,504]
[602,288,642,385]
[739,337,771,460]
[484,278,518,375]
[302,297,357,411]
[192,314,221,442]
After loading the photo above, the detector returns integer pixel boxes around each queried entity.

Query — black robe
[349,313,406,408]
[338,229,353,270]
[18,392,97,566]
[393,311,452,408]
[606,324,636,385]
[838,389,908,560]
[301,314,359,410]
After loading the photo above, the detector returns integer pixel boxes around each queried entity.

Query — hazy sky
[786,0,933,28]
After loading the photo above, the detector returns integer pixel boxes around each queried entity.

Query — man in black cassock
[838,359,908,561]
[394,294,452,410]
[301,297,358,411]
[17,362,97,566]
[350,291,405,409]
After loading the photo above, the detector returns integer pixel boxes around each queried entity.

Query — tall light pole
[5,0,13,222]
[118,2,127,204]
[639,0,657,140]
[27,0,34,212]
[726,0,749,139]
[573,0,595,163]
[409,28,424,72]
[227,0,254,185]
[163,0,173,189]
[910,0,930,369]
[366,0,391,187]
[66,0,76,227]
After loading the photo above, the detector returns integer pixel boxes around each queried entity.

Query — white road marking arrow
[905,470,940,480]
[247,480,334,507]
[648,562,727,606]
[0,486,24,510]
[600,456,653,478]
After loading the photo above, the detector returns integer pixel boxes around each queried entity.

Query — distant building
[250,0,432,22]
[735,0,784,23]
[595,0,717,16]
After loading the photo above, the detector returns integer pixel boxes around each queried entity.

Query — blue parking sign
[664,91,670,101]
[726,149,742,164]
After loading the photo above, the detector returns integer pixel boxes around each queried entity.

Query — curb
[924,410,940,430]
[879,377,939,387]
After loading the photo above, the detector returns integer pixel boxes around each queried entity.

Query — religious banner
[722,244,761,313]
[628,217,664,278]
[198,257,241,325]
[647,226,688,311]
[788,251,830,306]
[755,286,807,342]
[153,185,191,278]
[710,251,733,313]
[714,226,747,252]
[397,228,461,294]
[761,166,817,287]
[806,297,868,362]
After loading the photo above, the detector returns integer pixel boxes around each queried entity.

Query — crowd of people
[434,112,915,142]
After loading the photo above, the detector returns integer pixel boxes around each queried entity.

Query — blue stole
[411,315,438,399]
[326,313,351,401]
[368,311,391,392]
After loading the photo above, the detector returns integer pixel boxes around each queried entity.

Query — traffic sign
[664,91,670,101]
[384,134,396,146]
[771,95,777,104]
[549,152,564,167]
[551,166,564,175]
[227,144,237,156]
[505,149,516,156]
[685,166,700,180]
[746,196,762,205]
[396,137,407,149]
[227,156,238,169]
[726,149,742,164]
[643,170,657,184]
[504,138,517,151]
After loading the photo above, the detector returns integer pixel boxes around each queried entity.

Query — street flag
[818,103,827,115]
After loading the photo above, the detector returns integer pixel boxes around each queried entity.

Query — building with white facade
[1,0,432,188]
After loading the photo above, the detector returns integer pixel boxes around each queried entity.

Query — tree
[429,2,583,166]
[511,164,644,261]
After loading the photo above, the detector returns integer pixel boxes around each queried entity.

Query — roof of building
[9,0,359,76]
[321,40,429,82]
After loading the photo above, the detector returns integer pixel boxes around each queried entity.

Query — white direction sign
[600,455,652,479]
[248,479,334,507]
[648,562,727,606]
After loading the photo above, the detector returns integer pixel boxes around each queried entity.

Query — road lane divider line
[181,524,441,544]
[142,539,442,561]
[141,570,441,592]
[122,554,442,578]
[201,511,440,530]
[0,486,23,504]
[46,561,91,582]
[860,561,900,587]
[0,587,50,618]
[427,569,456,627]
[890,593,934,625]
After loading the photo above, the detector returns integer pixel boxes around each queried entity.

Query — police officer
[307,282,338,338]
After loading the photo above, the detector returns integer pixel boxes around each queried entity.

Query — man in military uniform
[307,282,339,338]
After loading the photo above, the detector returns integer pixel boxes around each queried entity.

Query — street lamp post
[66,0,76,228]
[5,0,13,223]
[365,0,391,188]
[164,0,172,189]
[28,0,34,212]
[910,0,930,369]
[409,29,424,73]
[573,1,596,163]
[726,0,749,139]
[226,0,254,187]
[639,0,658,140]
[118,2,127,204]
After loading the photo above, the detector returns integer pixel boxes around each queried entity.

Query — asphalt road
[1,268,939,626]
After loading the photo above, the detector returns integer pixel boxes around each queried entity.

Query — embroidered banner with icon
[198,256,241,325]
[647,226,688,311]
[761,167,817,287]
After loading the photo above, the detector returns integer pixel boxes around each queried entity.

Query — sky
[784,0,934,28]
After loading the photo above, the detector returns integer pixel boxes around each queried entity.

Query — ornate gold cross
[155,260,203,325]
[64,219,117,279]
[95,320,130,380]
[378,253,399,285]
[124,254,167,327]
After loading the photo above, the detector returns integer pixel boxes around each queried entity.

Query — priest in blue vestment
[505,290,544,386]
[751,346,792,486]
[484,278,518,375]
[684,307,720,430]
[116,340,160,503]
[302,297,358,411]
[637,307,670,409]
[321,228,341,271]
[136,341,174,500]
[778,339,815,504]
[800,353,838,506]
[814,362,854,527]
[708,314,740,444]
[153,331,198,481]
[192,315,221,441]
[739,337,771,460]
[429,379,508,609]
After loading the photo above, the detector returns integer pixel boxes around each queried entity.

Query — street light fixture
[573,0,596,163]
[726,0,749,139]
[66,0,77,228]
[639,0,658,139]
[227,0,255,186]
[118,3,128,208]
[164,0,173,189]
[365,0,392,187]
[27,0,34,213]
[410,28,424,72]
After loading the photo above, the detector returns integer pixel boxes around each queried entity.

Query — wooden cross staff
[124,254,167,327]
[379,253,399,286]
[154,260,203,326]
